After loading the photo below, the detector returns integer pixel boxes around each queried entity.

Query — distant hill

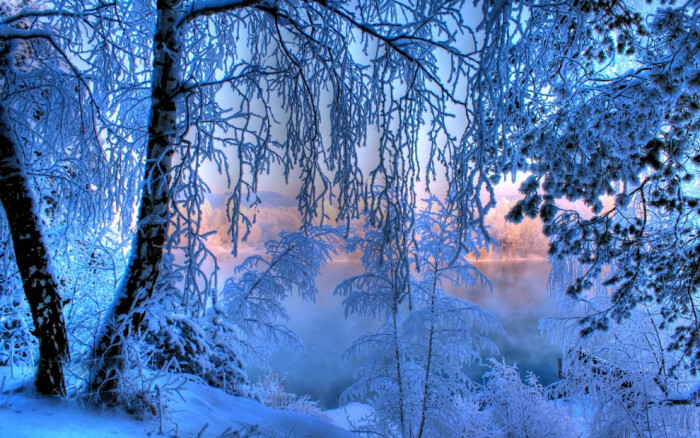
[206,191,298,210]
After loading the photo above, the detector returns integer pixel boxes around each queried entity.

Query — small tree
[338,195,500,438]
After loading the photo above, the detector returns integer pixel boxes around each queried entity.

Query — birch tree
[89,0,483,400]
[0,2,116,395]
[89,0,183,398]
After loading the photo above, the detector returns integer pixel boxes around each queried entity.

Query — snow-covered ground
[323,403,373,432]
[0,367,360,437]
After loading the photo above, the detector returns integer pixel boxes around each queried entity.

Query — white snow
[324,402,374,431]
[0,367,356,437]
[667,380,700,404]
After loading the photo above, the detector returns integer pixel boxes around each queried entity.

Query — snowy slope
[324,403,373,432]
[0,367,355,437]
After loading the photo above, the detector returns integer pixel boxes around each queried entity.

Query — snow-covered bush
[480,360,577,438]
[145,312,251,399]
[254,373,329,421]
[551,317,700,437]
[142,253,250,398]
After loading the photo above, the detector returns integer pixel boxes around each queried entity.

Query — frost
[338,195,501,437]
[0,0,698,434]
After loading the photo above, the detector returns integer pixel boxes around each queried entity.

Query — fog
[204,192,559,409]
[247,258,559,409]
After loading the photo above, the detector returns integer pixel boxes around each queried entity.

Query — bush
[254,373,329,421]
[480,360,577,438]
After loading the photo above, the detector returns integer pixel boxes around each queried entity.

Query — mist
[203,192,560,409]
[243,258,558,409]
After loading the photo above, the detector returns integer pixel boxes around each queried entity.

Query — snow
[0,26,52,41]
[324,403,374,431]
[0,368,355,437]
[668,380,700,404]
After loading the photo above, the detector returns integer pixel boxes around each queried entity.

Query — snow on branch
[181,0,265,24]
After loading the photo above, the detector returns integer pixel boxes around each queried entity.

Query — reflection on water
[456,260,560,386]
[257,259,560,409]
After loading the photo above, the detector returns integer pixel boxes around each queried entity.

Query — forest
[0,0,698,436]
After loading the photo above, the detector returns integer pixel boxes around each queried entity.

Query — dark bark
[90,0,181,401]
[0,102,69,396]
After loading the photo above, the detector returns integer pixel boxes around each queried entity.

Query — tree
[89,0,183,398]
[337,195,500,438]
[0,0,114,395]
[221,226,339,356]
[479,0,700,371]
[0,84,69,396]
[544,257,700,437]
[89,0,483,400]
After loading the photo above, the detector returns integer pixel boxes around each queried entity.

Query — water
[455,260,560,386]
[256,259,560,409]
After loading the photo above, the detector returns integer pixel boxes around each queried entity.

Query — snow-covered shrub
[143,254,251,398]
[254,373,329,421]
[480,360,577,438]
[545,258,700,438]
[145,312,251,398]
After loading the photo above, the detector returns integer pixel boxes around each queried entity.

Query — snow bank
[0,368,355,437]
[324,402,374,431]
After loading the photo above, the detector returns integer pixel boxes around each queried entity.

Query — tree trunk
[416,270,438,438]
[90,0,181,401]
[392,305,407,437]
[0,102,69,396]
